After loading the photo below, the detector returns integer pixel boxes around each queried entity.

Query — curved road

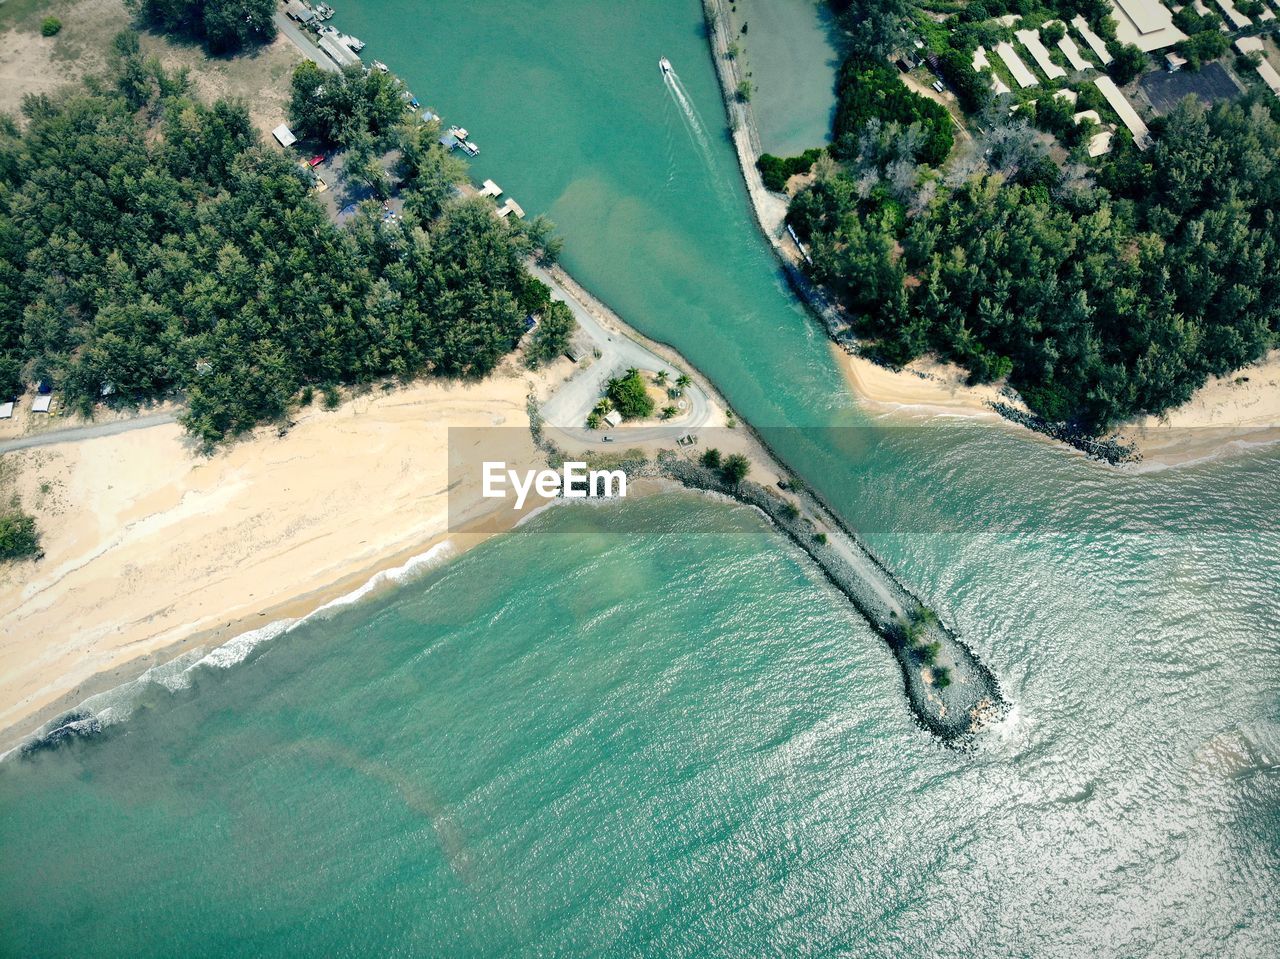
[531,265,712,446]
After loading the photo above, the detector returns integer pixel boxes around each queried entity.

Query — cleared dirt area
[0,0,301,135]
[0,0,131,116]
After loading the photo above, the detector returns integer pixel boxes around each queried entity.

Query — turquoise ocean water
[1,1,1277,955]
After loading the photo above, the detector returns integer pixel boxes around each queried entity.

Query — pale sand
[833,343,1280,466]
[1125,350,1280,466]
[0,367,557,749]
[833,345,1012,420]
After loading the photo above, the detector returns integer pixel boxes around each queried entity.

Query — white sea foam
[4,540,460,761]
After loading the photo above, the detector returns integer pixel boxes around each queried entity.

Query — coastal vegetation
[606,369,655,420]
[0,501,40,561]
[698,447,750,485]
[756,147,823,191]
[783,1,1280,432]
[40,17,61,36]
[127,0,276,53]
[0,36,554,448]
[288,62,407,148]
[524,301,576,368]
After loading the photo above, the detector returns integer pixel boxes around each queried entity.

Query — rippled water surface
[1,1,1277,955]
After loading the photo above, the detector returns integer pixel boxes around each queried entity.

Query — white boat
[339,33,364,52]
[372,60,388,73]
[315,3,334,20]
[659,57,672,74]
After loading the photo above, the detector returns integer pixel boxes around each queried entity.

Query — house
[1074,111,1114,156]
[272,124,297,148]
[1166,52,1188,72]
[0,401,13,420]
[285,0,317,25]
[32,395,52,413]
[1094,75,1151,148]
[1235,37,1280,95]
[1054,25,1095,72]
[1072,16,1114,65]
[1213,0,1253,29]
[972,46,1011,95]
[604,410,623,428]
[995,42,1039,88]
[1016,29,1067,80]
[1108,0,1187,53]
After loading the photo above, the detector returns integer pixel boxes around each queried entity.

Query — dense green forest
[0,35,551,447]
[128,0,275,53]
[787,1,1280,430]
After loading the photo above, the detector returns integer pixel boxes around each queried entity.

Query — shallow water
[1,1,1277,955]
[728,0,841,156]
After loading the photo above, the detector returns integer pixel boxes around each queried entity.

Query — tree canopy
[790,96,1280,429]
[128,0,275,53]
[288,62,408,148]
[0,37,549,448]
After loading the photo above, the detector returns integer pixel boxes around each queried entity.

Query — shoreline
[699,0,1279,469]
[3,2,1007,753]
[0,372,551,755]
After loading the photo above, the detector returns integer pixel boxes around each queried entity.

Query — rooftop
[1015,29,1066,80]
[1109,0,1188,53]
[1094,75,1150,149]
[995,42,1039,88]
[1072,16,1114,64]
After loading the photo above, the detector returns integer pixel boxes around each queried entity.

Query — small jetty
[478,179,503,198]
[442,126,480,156]
[495,198,525,219]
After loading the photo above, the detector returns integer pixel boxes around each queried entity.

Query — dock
[496,198,525,219]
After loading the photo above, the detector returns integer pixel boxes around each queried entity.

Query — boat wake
[661,61,731,204]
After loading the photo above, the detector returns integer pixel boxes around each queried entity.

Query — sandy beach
[832,346,1012,419]
[1125,350,1280,466]
[832,342,1280,466]
[0,367,555,751]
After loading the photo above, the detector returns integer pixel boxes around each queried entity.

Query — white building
[995,42,1039,88]
[1108,0,1187,53]
[1016,29,1067,80]
[1055,28,1095,72]
[1072,16,1114,65]
[1235,37,1280,96]
[1094,75,1151,149]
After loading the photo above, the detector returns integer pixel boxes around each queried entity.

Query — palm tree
[655,370,669,385]
[661,405,678,420]
[676,373,691,389]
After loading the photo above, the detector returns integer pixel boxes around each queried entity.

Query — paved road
[0,412,179,454]
[0,271,704,455]
[531,265,712,446]
[273,13,340,72]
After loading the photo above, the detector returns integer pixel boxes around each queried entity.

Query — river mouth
[1,0,1278,954]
